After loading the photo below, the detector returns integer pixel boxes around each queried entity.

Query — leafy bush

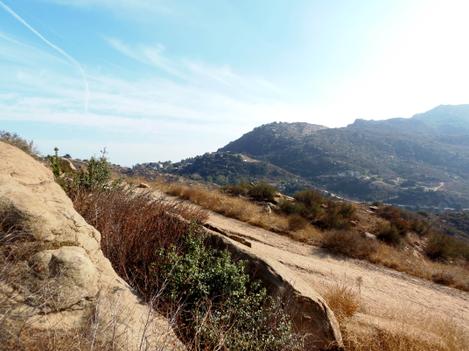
[50,148,113,196]
[376,205,430,236]
[156,233,301,351]
[376,223,402,246]
[278,200,306,216]
[291,190,323,220]
[223,182,251,196]
[0,131,37,157]
[321,230,378,260]
[247,182,277,202]
[317,202,355,230]
[425,232,469,262]
[293,189,324,208]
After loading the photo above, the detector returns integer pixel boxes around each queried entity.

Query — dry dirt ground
[154,190,469,341]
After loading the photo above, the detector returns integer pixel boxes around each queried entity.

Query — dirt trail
[204,211,469,334]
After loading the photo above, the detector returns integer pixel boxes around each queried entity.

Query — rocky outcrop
[204,225,343,350]
[0,141,184,350]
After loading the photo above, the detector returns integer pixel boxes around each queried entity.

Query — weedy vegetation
[51,153,303,350]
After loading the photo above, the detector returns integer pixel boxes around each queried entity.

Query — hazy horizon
[1,0,469,165]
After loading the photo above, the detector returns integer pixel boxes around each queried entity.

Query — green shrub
[425,232,469,262]
[293,189,324,208]
[278,200,305,216]
[247,182,277,202]
[51,148,113,195]
[316,202,355,230]
[223,182,251,196]
[291,190,324,220]
[0,131,37,157]
[156,233,301,350]
[376,223,402,246]
[337,202,355,219]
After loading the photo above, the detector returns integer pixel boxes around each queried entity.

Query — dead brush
[341,319,468,351]
[158,181,322,242]
[71,186,208,297]
[321,230,378,260]
[322,283,360,324]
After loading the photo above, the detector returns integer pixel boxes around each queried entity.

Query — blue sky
[1,0,469,165]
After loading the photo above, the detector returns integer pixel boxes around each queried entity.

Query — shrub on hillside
[376,205,430,236]
[293,189,324,208]
[51,148,113,196]
[278,200,306,216]
[376,223,402,246]
[376,206,411,234]
[157,233,301,350]
[287,214,308,231]
[72,187,207,292]
[425,232,469,262]
[291,190,323,219]
[316,202,355,230]
[71,184,300,350]
[223,182,251,196]
[321,230,378,260]
[323,283,360,324]
[247,182,277,202]
[0,131,37,157]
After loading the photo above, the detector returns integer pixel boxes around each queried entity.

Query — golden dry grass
[342,324,468,351]
[322,283,468,351]
[368,240,469,292]
[322,283,361,324]
[153,181,323,243]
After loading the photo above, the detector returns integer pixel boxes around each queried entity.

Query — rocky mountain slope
[0,142,184,350]
[218,105,469,209]
[129,151,314,193]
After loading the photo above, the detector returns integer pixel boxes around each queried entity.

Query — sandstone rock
[58,157,77,173]
[137,182,150,189]
[0,141,184,350]
[205,228,344,350]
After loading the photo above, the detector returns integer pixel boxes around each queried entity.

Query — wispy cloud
[44,0,173,17]
[0,0,89,112]
[0,32,302,164]
[104,37,282,98]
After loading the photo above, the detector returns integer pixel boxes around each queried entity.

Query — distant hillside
[130,152,313,194]
[219,105,469,209]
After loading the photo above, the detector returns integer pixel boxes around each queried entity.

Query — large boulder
[205,228,343,351]
[0,141,184,350]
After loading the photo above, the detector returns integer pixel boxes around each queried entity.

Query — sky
[1,0,469,165]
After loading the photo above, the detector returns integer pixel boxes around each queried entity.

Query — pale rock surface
[0,141,184,350]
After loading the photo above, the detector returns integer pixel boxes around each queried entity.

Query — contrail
[0,1,89,113]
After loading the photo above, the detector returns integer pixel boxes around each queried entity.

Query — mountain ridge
[215,105,469,208]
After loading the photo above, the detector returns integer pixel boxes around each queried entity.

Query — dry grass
[71,186,207,297]
[342,324,468,351]
[322,283,360,324]
[322,283,468,351]
[156,181,322,243]
[368,242,469,292]
[321,230,378,260]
